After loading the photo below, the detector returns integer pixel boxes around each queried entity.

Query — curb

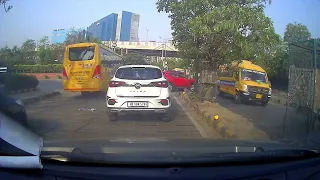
[180,92,193,108]
[8,87,39,95]
[180,92,238,138]
[21,91,61,105]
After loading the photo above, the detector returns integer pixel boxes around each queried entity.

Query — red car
[163,70,195,91]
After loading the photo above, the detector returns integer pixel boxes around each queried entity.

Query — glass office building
[87,11,140,42]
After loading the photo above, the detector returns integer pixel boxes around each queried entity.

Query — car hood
[43,138,299,154]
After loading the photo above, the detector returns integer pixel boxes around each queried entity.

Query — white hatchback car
[106,65,171,121]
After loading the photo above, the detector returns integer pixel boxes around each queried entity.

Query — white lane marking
[172,94,209,138]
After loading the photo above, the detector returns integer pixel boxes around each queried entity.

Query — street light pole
[146,29,150,42]
[159,36,172,70]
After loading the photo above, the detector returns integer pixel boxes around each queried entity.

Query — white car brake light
[151,81,168,88]
[109,81,126,88]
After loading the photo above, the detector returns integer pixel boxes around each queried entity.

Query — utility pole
[146,29,150,42]
[159,36,172,70]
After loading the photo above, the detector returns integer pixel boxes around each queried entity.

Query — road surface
[33,80,310,142]
[216,95,310,141]
[27,80,203,140]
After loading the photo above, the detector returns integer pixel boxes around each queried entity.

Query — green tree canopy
[284,22,311,44]
[50,43,65,62]
[1,0,12,12]
[65,28,101,45]
[38,36,50,48]
[21,39,36,62]
[122,53,147,65]
[156,0,280,70]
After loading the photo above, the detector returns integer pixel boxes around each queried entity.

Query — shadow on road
[216,94,311,142]
[28,117,62,137]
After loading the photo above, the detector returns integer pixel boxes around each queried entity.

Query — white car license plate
[127,102,148,107]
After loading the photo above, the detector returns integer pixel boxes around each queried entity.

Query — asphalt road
[38,80,63,93]
[34,80,311,142]
[216,95,311,141]
[26,86,202,140]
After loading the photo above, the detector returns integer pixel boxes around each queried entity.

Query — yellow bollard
[214,115,219,120]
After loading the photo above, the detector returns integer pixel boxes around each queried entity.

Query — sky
[0,0,319,48]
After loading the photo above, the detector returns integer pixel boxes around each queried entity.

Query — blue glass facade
[119,11,132,41]
[51,28,70,44]
[87,13,118,41]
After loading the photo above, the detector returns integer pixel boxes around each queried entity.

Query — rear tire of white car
[159,113,171,122]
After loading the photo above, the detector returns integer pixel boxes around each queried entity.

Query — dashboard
[2,157,320,180]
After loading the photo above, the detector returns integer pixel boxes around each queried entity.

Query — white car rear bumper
[106,96,171,113]
[108,107,169,113]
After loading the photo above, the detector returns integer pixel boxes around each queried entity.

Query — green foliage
[1,0,12,12]
[152,58,192,70]
[156,0,280,70]
[151,61,164,69]
[13,64,63,73]
[44,75,49,79]
[2,74,39,92]
[64,28,100,45]
[21,39,37,62]
[50,43,65,62]
[167,58,192,70]
[122,53,147,65]
[284,22,311,44]
[38,47,54,64]
[38,36,50,48]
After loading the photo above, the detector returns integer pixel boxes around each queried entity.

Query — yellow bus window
[69,46,95,61]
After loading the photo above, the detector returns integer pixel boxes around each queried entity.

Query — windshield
[115,67,162,80]
[241,69,267,83]
[1,0,320,165]
[170,72,186,78]
[69,46,95,61]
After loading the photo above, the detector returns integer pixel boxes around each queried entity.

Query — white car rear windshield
[115,67,162,80]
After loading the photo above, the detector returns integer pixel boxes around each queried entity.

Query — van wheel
[234,92,242,104]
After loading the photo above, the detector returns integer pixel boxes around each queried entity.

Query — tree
[38,47,53,65]
[284,22,311,44]
[64,28,101,45]
[38,36,50,48]
[51,43,65,62]
[122,53,147,65]
[36,36,52,64]
[0,45,24,67]
[1,0,12,12]
[156,0,280,71]
[151,60,164,69]
[21,39,36,63]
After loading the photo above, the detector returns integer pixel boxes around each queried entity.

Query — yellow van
[63,43,122,96]
[217,60,272,106]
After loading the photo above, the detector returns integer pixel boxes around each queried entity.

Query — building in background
[87,13,118,41]
[115,11,140,42]
[51,28,71,44]
[87,11,140,42]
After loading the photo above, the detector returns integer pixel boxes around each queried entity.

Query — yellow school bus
[217,60,272,106]
[63,43,122,96]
